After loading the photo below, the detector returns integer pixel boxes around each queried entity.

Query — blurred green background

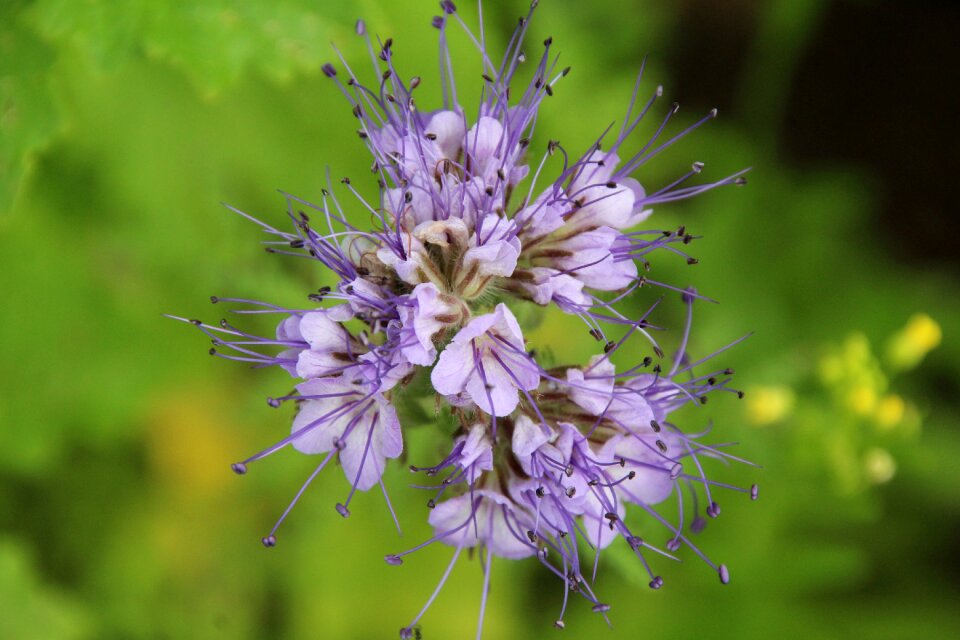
[2,0,958,638]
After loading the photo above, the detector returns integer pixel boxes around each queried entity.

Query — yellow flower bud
[874,394,905,430]
[745,385,795,426]
[887,313,942,371]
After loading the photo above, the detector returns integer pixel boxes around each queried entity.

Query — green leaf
[0,538,91,640]
[0,5,60,213]
[27,0,362,95]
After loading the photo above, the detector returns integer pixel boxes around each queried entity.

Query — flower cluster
[173,2,753,636]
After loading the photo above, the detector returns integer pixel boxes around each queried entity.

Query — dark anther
[404,191,413,203]
[378,41,393,62]
[431,15,444,29]
[518,137,530,148]
[687,257,700,265]
[653,346,664,359]
[352,104,363,119]
[424,132,437,141]
[589,328,603,341]
[604,512,618,522]
[677,225,686,236]
[706,501,721,518]
[543,36,553,46]
[485,186,494,196]
[642,356,653,367]
[652,364,662,374]
[426,499,436,509]
[604,341,615,353]
[189,318,202,326]
[321,63,336,78]
[708,377,717,385]
[547,139,560,155]
[724,368,735,375]
[208,347,217,355]
[482,73,494,83]
[737,390,745,399]
[565,487,576,498]
[562,66,571,76]
[656,440,668,453]
[544,84,553,97]
[382,69,392,81]
[410,76,421,89]
[606,181,618,189]
[618,457,626,467]
[335,503,351,518]
[683,234,693,244]
[289,239,304,249]
[356,267,370,277]
[564,464,574,477]
[699,396,708,405]
[209,296,219,303]
[441,0,457,15]
[526,530,537,543]
[627,470,636,479]
[650,419,661,432]
[218,319,229,328]
[497,168,505,181]
[535,486,545,498]
[341,176,351,185]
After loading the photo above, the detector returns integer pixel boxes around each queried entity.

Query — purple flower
[171,1,754,636]
[431,303,538,417]
[397,283,462,366]
[291,377,402,491]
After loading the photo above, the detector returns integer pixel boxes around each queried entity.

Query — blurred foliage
[1,0,958,639]
[747,316,939,494]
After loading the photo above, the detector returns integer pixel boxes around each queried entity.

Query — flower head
[172,1,753,636]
